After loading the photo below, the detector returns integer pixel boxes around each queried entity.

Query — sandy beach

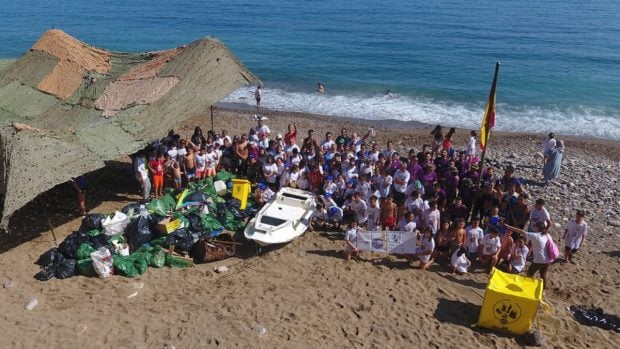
[0,106,619,348]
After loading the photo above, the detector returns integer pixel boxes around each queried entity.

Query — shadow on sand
[0,161,139,254]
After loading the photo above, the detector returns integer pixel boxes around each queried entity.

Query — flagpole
[469,62,500,222]
[474,62,500,191]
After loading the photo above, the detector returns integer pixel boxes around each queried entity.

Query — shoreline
[211,104,620,161]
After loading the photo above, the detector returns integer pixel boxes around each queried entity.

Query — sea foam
[223,86,620,140]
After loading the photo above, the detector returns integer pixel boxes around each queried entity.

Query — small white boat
[244,187,316,246]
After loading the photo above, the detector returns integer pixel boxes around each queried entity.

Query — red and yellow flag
[480,63,500,151]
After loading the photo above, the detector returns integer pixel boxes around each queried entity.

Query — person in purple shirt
[407,152,424,182]
[421,165,438,196]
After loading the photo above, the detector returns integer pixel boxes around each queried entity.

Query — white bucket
[214,180,227,196]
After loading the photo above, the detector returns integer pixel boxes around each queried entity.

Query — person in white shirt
[451,247,471,274]
[397,212,417,233]
[542,132,556,156]
[465,217,484,260]
[467,130,477,156]
[344,221,360,261]
[309,204,329,232]
[422,201,440,234]
[133,151,151,201]
[254,182,275,207]
[376,169,393,198]
[254,85,262,110]
[563,210,588,264]
[253,117,271,139]
[529,198,553,232]
[348,193,368,225]
[415,227,435,270]
[195,147,208,180]
[478,227,501,272]
[320,132,335,152]
[262,156,278,185]
[366,196,380,231]
[507,236,529,274]
[404,190,425,217]
[204,145,219,177]
[505,222,552,289]
[392,161,410,208]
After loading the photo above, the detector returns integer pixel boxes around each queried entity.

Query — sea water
[0,0,618,139]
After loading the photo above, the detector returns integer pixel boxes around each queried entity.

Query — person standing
[254,85,262,111]
[543,140,564,185]
[70,175,87,216]
[563,210,588,264]
[505,222,552,289]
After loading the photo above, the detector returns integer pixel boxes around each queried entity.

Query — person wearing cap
[562,210,588,264]
[275,133,285,150]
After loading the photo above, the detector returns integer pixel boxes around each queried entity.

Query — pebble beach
[0,106,618,348]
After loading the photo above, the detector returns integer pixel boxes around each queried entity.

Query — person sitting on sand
[343,220,360,261]
[478,226,501,272]
[505,236,528,274]
[415,227,435,270]
[450,246,471,275]
[309,203,328,232]
[563,210,588,264]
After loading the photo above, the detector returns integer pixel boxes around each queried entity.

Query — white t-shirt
[134,156,149,180]
[366,206,380,231]
[543,138,556,153]
[254,125,271,138]
[451,251,469,273]
[564,220,588,250]
[320,140,335,152]
[345,228,358,251]
[465,225,484,252]
[467,136,476,155]
[398,220,417,233]
[529,207,551,229]
[376,175,393,197]
[417,238,435,262]
[195,153,207,171]
[349,200,368,224]
[423,209,440,234]
[510,245,529,272]
[524,232,550,264]
[405,197,425,216]
[481,235,501,256]
[392,169,410,193]
[205,152,218,169]
[356,181,372,201]
[263,163,278,184]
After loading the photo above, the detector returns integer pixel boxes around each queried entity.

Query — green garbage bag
[108,235,125,245]
[223,211,245,231]
[134,257,149,275]
[76,243,96,260]
[214,170,235,182]
[86,229,101,237]
[77,259,96,277]
[113,255,138,277]
[147,194,176,216]
[165,254,193,268]
[201,214,223,232]
[212,196,225,204]
[150,236,167,246]
[150,247,166,268]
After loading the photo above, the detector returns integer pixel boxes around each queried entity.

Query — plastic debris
[25,297,38,311]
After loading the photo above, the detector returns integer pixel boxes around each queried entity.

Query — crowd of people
[130,117,587,289]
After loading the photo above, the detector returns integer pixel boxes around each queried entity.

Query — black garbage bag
[35,247,63,267]
[227,198,241,210]
[35,266,56,281]
[126,216,152,252]
[148,213,166,238]
[78,213,106,233]
[187,212,204,232]
[59,232,88,259]
[55,259,77,279]
[164,228,195,252]
[185,191,208,204]
[121,203,141,215]
[216,202,228,224]
[228,206,246,220]
[89,233,111,250]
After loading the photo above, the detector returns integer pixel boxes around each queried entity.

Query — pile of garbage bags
[34,174,252,281]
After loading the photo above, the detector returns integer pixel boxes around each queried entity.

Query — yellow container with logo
[231,179,251,209]
[477,268,545,335]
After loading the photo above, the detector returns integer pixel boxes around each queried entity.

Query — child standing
[563,210,588,264]
[380,195,397,230]
[366,195,381,231]
[344,221,360,261]
[148,153,165,198]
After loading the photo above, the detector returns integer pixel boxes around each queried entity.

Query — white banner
[354,231,418,254]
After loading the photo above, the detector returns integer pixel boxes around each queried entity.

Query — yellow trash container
[231,179,251,209]
[477,268,545,335]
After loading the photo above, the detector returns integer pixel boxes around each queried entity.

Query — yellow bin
[231,179,251,209]
[476,268,545,335]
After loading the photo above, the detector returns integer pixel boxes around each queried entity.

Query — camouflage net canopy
[0,29,259,230]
